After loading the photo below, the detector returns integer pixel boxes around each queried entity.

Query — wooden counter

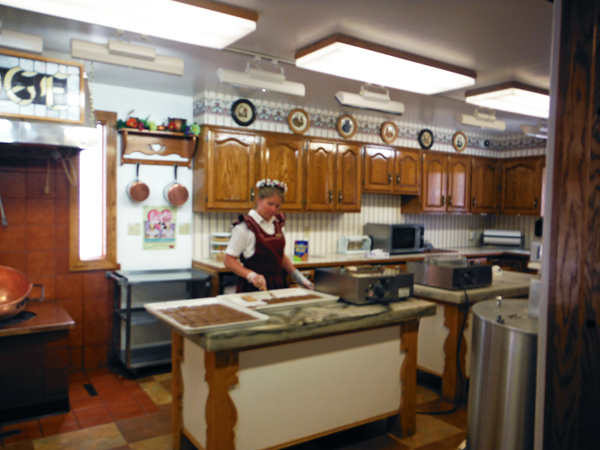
[162,299,436,450]
[0,302,75,337]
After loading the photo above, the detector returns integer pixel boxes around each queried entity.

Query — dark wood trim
[465,81,550,98]
[295,34,477,79]
[544,0,600,448]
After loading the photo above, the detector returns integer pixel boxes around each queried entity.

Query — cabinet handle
[449,196,453,206]
[473,197,476,207]
[388,174,392,184]
[250,187,255,201]
[534,197,538,208]
[396,174,400,184]
[442,195,445,206]
[329,190,333,203]
[338,190,342,202]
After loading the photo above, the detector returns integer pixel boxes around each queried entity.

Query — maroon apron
[236,213,288,293]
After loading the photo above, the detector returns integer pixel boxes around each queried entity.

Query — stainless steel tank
[467,298,538,450]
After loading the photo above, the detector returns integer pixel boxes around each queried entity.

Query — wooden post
[442,304,468,403]
[171,331,184,450]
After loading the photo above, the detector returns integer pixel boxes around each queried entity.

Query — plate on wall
[336,114,357,139]
[288,108,310,134]
[418,128,434,149]
[231,98,256,126]
[452,131,468,152]
[380,121,398,144]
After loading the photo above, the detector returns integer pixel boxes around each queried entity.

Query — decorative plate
[336,114,357,139]
[288,108,310,134]
[231,99,256,127]
[418,128,434,149]
[452,131,468,152]
[380,121,398,144]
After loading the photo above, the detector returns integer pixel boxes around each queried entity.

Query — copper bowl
[0,266,33,320]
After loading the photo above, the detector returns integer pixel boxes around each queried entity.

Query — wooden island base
[171,320,421,450]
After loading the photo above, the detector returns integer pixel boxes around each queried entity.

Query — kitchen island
[414,270,535,403]
[161,298,435,450]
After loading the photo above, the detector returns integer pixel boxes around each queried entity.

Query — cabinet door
[259,135,304,211]
[394,148,421,194]
[471,157,499,214]
[447,155,471,213]
[206,130,258,210]
[305,142,336,211]
[336,144,362,212]
[421,153,448,212]
[363,146,394,192]
[500,156,544,215]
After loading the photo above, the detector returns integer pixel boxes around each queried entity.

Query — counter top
[413,270,535,305]
[0,302,75,338]
[179,298,436,352]
[193,246,531,272]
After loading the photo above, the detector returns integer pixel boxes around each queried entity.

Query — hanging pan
[127,162,150,202]
[164,164,189,206]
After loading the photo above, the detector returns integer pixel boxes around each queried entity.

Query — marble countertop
[193,246,531,272]
[413,270,535,305]
[180,298,436,352]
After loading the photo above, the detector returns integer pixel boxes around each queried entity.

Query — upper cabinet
[446,155,471,213]
[336,144,362,212]
[500,156,545,215]
[363,146,420,195]
[259,135,304,212]
[471,157,499,214]
[305,141,336,211]
[193,128,258,212]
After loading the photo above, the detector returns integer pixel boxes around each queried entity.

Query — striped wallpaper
[192,91,546,260]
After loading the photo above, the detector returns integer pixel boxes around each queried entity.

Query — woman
[224,179,314,293]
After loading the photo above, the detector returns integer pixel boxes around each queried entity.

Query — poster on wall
[143,206,177,250]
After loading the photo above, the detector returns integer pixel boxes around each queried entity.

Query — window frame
[69,110,118,271]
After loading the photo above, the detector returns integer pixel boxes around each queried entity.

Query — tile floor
[0,369,467,450]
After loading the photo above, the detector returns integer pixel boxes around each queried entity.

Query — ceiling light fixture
[295,34,476,95]
[71,39,184,76]
[454,108,506,131]
[335,84,405,115]
[465,81,550,118]
[217,58,306,96]
[2,0,257,49]
[521,119,548,139]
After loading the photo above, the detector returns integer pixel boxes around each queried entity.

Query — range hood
[0,77,98,154]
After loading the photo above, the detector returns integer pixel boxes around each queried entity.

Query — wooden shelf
[119,128,198,168]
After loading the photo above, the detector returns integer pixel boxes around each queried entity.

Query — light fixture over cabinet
[1,0,257,49]
[465,81,550,118]
[521,119,548,139]
[295,34,476,95]
[454,108,506,131]
[335,84,405,115]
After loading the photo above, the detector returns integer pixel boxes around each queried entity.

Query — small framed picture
[380,121,398,144]
[336,114,357,139]
[452,131,468,152]
[418,129,434,149]
[231,98,256,127]
[288,108,310,134]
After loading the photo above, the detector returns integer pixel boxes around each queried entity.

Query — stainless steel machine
[314,266,414,304]
[407,255,492,290]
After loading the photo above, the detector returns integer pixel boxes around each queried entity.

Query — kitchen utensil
[164,164,189,206]
[126,162,150,202]
[0,266,45,320]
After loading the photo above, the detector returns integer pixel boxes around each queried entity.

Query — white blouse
[225,210,284,260]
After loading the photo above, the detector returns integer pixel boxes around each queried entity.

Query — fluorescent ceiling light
[2,0,257,49]
[0,29,43,53]
[521,119,548,139]
[455,108,506,131]
[295,34,476,95]
[71,39,184,76]
[465,82,550,118]
[217,61,305,96]
[335,84,405,115]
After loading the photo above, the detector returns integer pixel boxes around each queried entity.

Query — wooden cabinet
[193,128,259,212]
[446,155,471,213]
[363,146,420,195]
[335,143,362,212]
[259,135,304,211]
[305,141,336,211]
[500,156,545,215]
[471,157,500,214]
[421,152,448,212]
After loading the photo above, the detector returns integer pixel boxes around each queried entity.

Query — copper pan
[164,164,189,206]
[0,266,45,320]
[127,162,150,202]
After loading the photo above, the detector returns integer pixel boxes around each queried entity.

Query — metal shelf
[115,344,172,370]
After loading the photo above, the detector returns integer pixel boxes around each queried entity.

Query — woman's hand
[291,269,314,290]
[247,272,267,291]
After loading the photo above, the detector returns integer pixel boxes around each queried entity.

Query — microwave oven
[364,223,425,254]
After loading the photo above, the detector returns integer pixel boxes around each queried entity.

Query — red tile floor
[0,369,467,450]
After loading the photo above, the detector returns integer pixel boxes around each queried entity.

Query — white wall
[93,83,194,270]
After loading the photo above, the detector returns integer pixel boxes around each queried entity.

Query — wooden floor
[0,368,467,450]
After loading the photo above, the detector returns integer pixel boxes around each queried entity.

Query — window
[69,110,117,271]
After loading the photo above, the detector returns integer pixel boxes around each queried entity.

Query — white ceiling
[2,0,554,134]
